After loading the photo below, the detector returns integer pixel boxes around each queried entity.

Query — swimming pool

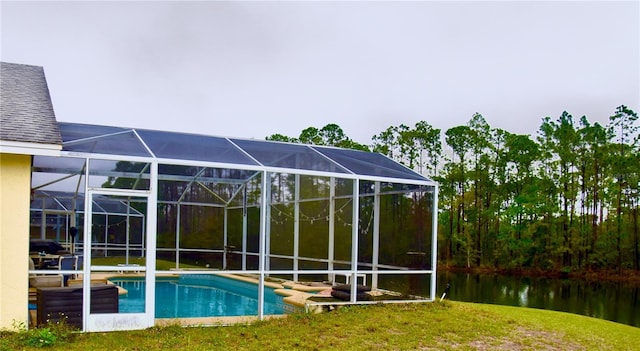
[110,275,288,318]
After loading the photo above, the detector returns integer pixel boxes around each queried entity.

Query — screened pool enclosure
[29,122,438,331]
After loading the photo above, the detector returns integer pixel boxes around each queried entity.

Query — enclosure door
[83,190,155,332]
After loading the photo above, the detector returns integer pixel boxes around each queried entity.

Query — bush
[24,327,58,348]
[2,316,72,349]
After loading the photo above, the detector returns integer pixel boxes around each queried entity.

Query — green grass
[2,301,639,350]
[89,257,200,270]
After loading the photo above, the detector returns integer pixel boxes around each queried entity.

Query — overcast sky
[1,1,638,145]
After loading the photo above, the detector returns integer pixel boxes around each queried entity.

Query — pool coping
[155,314,288,327]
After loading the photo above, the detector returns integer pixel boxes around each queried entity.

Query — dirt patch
[505,327,585,351]
[437,327,586,350]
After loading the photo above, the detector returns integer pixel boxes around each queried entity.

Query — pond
[437,271,639,328]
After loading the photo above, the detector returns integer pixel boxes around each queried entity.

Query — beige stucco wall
[0,153,31,330]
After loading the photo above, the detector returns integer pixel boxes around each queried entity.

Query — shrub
[3,315,72,348]
[24,327,57,348]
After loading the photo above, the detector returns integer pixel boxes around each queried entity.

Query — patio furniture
[29,239,68,255]
[74,254,83,279]
[330,284,372,301]
[29,253,61,269]
[28,258,63,288]
[55,255,77,286]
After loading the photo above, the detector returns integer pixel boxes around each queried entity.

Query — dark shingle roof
[0,62,61,145]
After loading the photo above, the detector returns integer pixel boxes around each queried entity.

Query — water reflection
[437,272,639,328]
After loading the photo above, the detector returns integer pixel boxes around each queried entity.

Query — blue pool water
[110,275,287,318]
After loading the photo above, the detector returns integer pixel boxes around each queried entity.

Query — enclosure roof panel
[229,138,350,174]
[31,190,144,216]
[57,122,432,183]
[60,123,150,157]
[137,129,259,165]
[313,146,427,181]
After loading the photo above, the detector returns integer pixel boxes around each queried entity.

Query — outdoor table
[29,254,60,269]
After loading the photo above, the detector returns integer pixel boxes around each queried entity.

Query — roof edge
[0,140,62,157]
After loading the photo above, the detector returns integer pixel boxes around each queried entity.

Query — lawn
[89,257,201,270]
[2,301,639,350]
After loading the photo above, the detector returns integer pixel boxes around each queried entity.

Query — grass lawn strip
[2,301,639,350]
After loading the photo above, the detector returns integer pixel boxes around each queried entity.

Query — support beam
[265,176,272,274]
[372,181,380,289]
[104,214,109,257]
[350,179,359,303]
[223,207,228,269]
[430,185,439,301]
[293,174,300,281]
[125,200,131,265]
[40,200,46,239]
[145,161,159,327]
[257,171,270,320]
[81,158,91,332]
[242,186,247,270]
[328,177,335,283]
[175,205,181,268]
[141,213,146,258]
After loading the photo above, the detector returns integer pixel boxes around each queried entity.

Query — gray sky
[1,1,638,145]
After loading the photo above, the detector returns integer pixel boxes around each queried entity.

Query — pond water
[437,271,639,328]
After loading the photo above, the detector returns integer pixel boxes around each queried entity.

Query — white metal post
[257,171,269,319]
[265,178,272,274]
[141,215,145,258]
[242,186,247,270]
[328,177,335,283]
[430,184,439,301]
[82,193,93,331]
[104,214,108,257]
[350,179,359,302]
[81,158,91,332]
[145,161,158,327]
[125,200,130,265]
[40,202,46,239]
[293,174,300,281]
[223,207,228,269]
[175,205,181,268]
[372,181,380,289]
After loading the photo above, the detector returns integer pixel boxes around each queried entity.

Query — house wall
[0,153,31,329]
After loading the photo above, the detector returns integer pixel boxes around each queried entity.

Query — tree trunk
[617,186,623,273]
[633,206,639,271]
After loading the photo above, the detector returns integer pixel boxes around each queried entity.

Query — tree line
[267,105,639,274]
